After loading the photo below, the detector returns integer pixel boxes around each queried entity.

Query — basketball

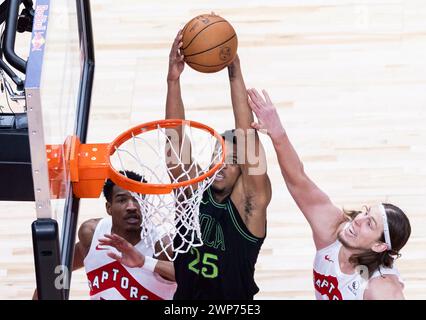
[181,14,238,73]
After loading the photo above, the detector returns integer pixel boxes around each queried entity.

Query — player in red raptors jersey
[247,88,411,300]
[74,170,176,300]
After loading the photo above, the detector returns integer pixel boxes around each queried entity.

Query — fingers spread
[110,233,125,242]
[98,238,111,245]
[247,97,260,113]
[248,91,262,108]
[262,89,272,104]
[250,88,262,100]
[247,89,257,102]
[107,251,122,262]
[103,234,121,247]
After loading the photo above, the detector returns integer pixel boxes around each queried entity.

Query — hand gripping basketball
[181,13,238,73]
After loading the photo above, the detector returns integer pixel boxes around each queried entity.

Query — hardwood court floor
[1,0,425,299]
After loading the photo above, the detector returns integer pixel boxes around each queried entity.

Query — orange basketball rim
[46,119,225,198]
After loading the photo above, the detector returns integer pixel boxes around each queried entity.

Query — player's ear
[371,242,388,253]
[105,202,112,216]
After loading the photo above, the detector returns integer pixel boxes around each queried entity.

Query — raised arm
[165,30,197,185]
[247,89,345,249]
[227,56,271,238]
[166,30,185,120]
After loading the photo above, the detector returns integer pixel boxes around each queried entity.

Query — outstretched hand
[167,29,185,81]
[99,234,145,268]
[247,88,285,140]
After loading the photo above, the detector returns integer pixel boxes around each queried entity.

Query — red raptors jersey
[313,240,403,300]
[83,217,176,300]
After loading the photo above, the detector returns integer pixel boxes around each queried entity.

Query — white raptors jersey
[313,240,403,300]
[83,217,177,300]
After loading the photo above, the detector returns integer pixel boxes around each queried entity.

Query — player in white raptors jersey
[247,88,411,300]
[74,170,176,300]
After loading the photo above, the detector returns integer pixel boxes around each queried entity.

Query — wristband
[142,256,158,272]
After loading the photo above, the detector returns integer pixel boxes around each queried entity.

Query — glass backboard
[26,0,81,232]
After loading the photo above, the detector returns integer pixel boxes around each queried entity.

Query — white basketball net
[110,123,223,261]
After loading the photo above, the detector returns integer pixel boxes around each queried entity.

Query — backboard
[26,0,81,233]
[25,0,93,299]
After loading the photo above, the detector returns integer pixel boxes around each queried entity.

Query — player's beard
[337,230,360,251]
[210,182,226,194]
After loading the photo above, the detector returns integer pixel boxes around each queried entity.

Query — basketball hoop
[46,119,225,260]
